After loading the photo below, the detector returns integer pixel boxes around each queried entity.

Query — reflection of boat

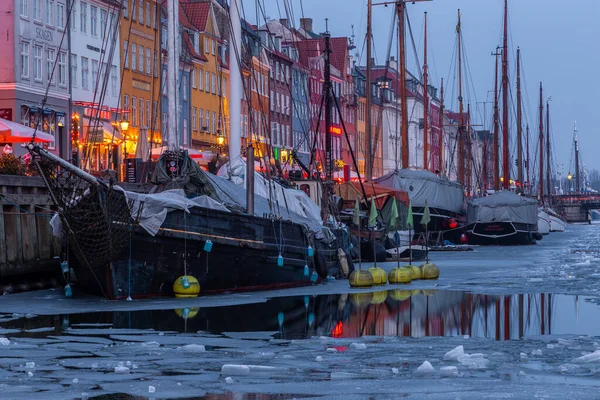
[466,191,539,245]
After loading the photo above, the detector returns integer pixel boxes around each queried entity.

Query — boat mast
[516,47,523,190]
[457,9,464,186]
[546,99,551,197]
[398,1,409,169]
[466,103,472,193]
[574,122,580,193]
[501,0,509,190]
[229,0,242,160]
[166,0,179,150]
[538,83,544,199]
[366,0,373,179]
[525,124,530,194]
[324,22,333,183]
[492,46,500,191]
[422,12,429,170]
[438,78,444,174]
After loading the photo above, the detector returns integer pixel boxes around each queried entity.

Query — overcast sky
[244,0,600,174]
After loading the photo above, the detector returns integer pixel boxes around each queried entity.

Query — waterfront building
[0,0,70,158]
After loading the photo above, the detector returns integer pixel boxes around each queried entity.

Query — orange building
[119,0,162,164]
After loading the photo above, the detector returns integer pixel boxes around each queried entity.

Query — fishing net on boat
[28,148,139,269]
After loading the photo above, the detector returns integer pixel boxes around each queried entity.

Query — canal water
[0,224,599,399]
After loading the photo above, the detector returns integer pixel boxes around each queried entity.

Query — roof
[180,1,211,32]
[335,181,409,207]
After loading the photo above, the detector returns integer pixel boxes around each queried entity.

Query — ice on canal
[0,224,599,399]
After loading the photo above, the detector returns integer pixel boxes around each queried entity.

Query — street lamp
[120,119,129,181]
[567,172,573,193]
[217,130,225,155]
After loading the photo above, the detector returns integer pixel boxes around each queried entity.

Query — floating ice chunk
[141,341,161,347]
[520,352,528,360]
[444,346,464,361]
[114,366,130,374]
[457,353,488,369]
[391,368,399,374]
[126,361,132,367]
[572,350,600,363]
[463,335,470,339]
[0,338,10,346]
[91,362,99,369]
[518,371,526,376]
[225,377,234,384]
[350,343,367,350]
[158,332,165,336]
[178,344,206,352]
[529,278,543,282]
[132,364,138,369]
[72,378,79,384]
[259,352,275,357]
[557,338,571,346]
[282,355,296,359]
[221,365,250,375]
[532,349,543,356]
[440,366,458,377]
[25,362,35,369]
[27,371,33,378]
[315,356,323,362]
[416,361,434,374]
[326,348,338,353]
[547,344,556,349]
[148,386,155,393]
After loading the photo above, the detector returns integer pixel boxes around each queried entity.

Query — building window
[123,41,128,69]
[198,69,203,90]
[191,68,196,88]
[34,0,41,20]
[46,49,56,85]
[91,59,98,88]
[111,65,117,95]
[152,101,158,129]
[205,38,209,53]
[45,0,54,24]
[205,71,210,92]
[152,4,157,29]
[146,100,150,127]
[205,110,210,132]
[81,56,88,89]
[123,0,128,18]
[139,98,144,127]
[131,44,136,70]
[56,2,65,28]
[131,0,136,21]
[161,27,166,49]
[223,78,227,96]
[153,51,158,77]
[182,75,188,100]
[20,0,28,17]
[146,48,151,74]
[211,73,215,94]
[217,76,221,95]
[183,118,188,145]
[211,40,215,55]
[20,42,30,79]
[90,5,97,36]
[80,2,87,33]
[145,2,150,26]
[70,53,77,87]
[192,107,197,130]
[270,91,274,111]
[138,0,143,23]
[70,3,76,30]
[212,112,216,135]
[131,97,137,126]
[199,109,204,131]
[139,46,144,72]
[33,45,42,82]
[100,9,107,36]
[58,52,66,86]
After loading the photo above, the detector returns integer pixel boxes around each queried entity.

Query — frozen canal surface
[0,224,599,399]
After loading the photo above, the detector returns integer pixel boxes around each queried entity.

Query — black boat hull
[466,221,537,245]
[71,206,340,299]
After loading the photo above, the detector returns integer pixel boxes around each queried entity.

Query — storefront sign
[35,28,53,42]
[132,79,151,92]
[87,129,104,143]
[0,108,12,120]
[126,159,137,183]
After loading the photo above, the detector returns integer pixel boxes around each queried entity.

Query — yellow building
[181,1,229,154]
[119,0,162,165]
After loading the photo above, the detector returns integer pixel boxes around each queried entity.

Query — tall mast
[457,9,464,186]
[398,2,409,169]
[516,47,523,190]
[229,0,242,160]
[538,83,544,199]
[525,125,530,194]
[422,12,429,170]
[492,47,500,191]
[466,103,472,193]
[365,0,373,179]
[324,23,333,182]
[501,0,509,190]
[574,122,580,193]
[546,100,551,197]
[166,0,179,150]
[438,78,444,174]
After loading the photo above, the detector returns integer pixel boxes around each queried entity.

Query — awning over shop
[83,119,123,144]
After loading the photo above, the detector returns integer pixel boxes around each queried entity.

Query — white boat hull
[538,210,550,235]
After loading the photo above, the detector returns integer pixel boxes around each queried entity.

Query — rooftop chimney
[300,18,313,32]
[279,18,290,29]
[388,56,397,71]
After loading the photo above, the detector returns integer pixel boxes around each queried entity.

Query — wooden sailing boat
[465,0,539,246]
[26,0,338,299]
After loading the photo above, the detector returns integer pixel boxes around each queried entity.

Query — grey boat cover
[467,191,538,225]
[374,169,465,214]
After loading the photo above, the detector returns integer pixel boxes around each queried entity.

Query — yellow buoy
[174,307,199,319]
[389,289,412,302]
[371,290,388,304]
[388,267,412,284]
[369,267,388,285]
[419,263,440,280]
[349,269,374,288]
[173,275,200,298]
[350,291,373,307]
[406,265,422,280]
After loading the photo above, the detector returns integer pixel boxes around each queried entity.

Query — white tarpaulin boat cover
[374,169,465,214]
[467,191,538,225]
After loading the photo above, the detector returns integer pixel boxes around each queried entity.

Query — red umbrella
[0,118,54,143]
